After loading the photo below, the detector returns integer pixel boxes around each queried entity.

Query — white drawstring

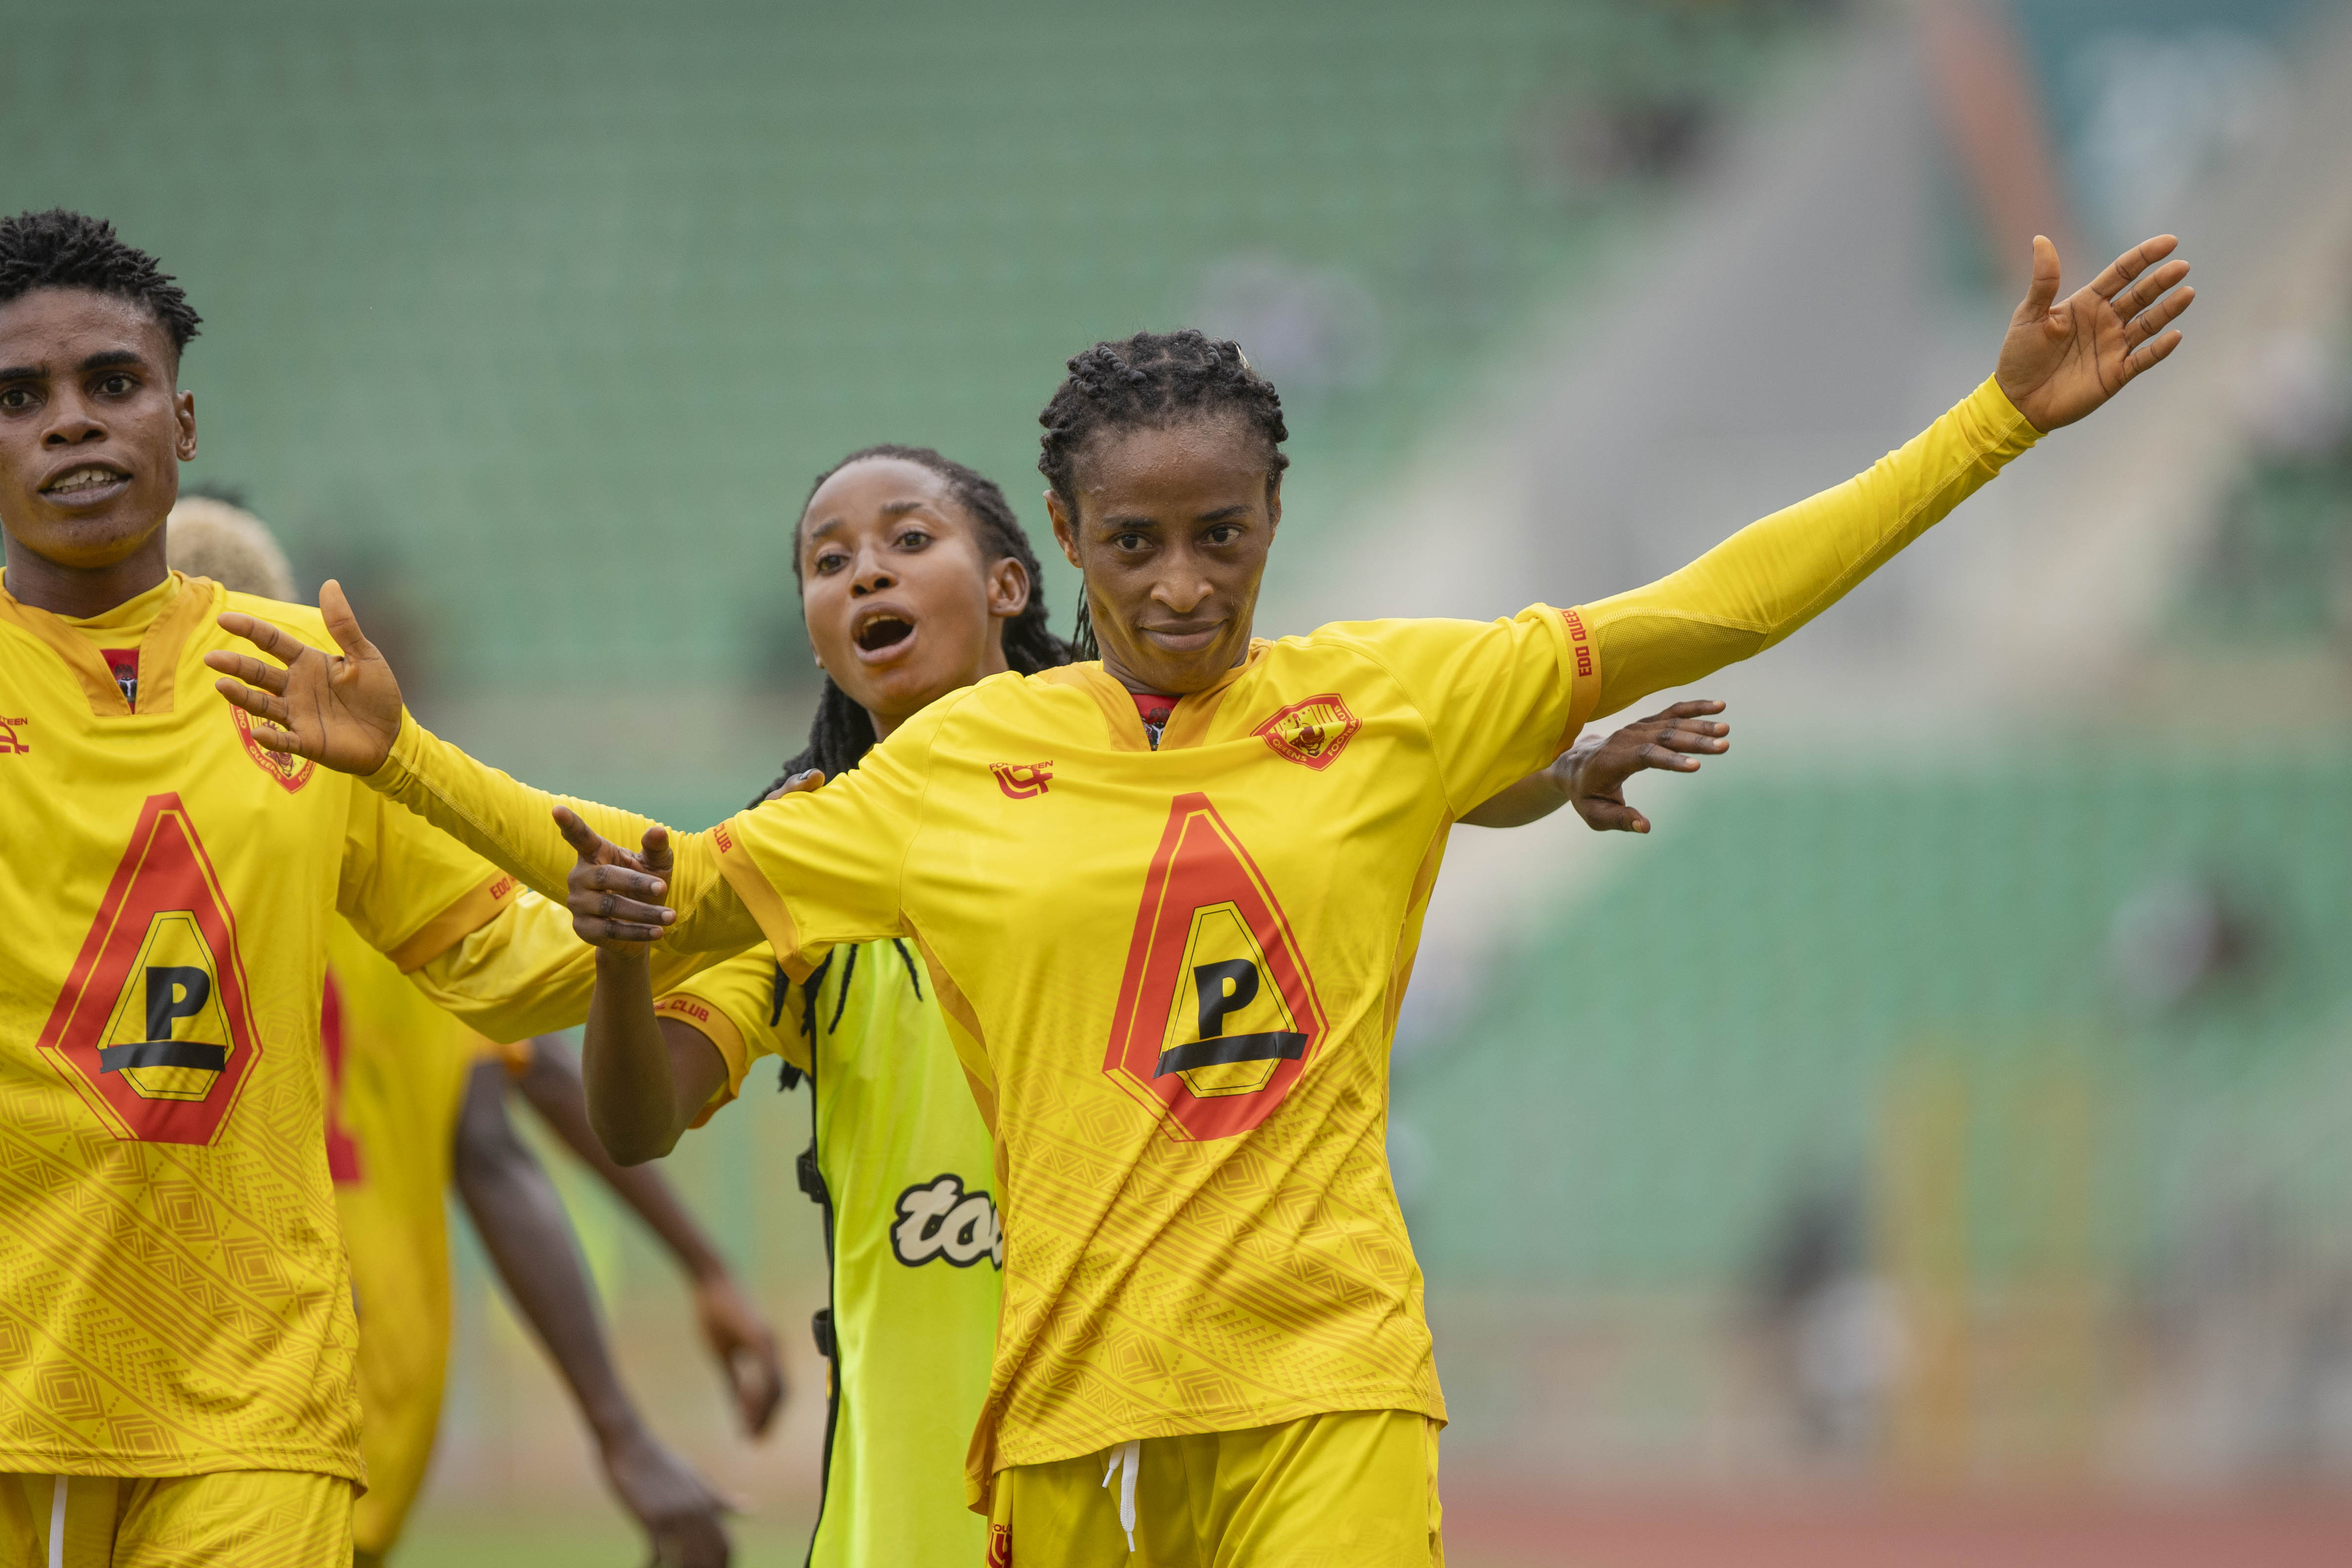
[49,1476,67,1568]
[1100,1438,1140,1553]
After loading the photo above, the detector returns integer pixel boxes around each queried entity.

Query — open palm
[1995,234,2193,432]
[205,579,405,774]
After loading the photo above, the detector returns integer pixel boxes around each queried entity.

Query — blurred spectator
[1749,1179,1904,1456]
[2107,871,2263,1014]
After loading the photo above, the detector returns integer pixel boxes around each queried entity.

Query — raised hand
[693,1272,786,1437]
[1558,698,1729,834]
[557,806,677,950]
[204,579,404,774]
[1995,234,2194,432]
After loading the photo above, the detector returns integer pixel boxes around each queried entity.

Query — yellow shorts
[0,1470,353,1568]
[985,1409,1442,1568]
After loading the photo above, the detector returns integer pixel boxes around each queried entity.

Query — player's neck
[0,534,170,620]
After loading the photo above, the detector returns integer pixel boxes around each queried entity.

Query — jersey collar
[0,569,218,718]
[1045,640,1271,752]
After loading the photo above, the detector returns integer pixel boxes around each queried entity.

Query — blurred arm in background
[511,1036,786,1436]
[450,1057,734,1568]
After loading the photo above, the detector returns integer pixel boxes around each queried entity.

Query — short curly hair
[1037,329,1289,657]
[0,210,201,357]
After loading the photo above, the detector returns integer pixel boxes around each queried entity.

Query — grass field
[395,1492,2352,1568]
[395,1506,814,1568]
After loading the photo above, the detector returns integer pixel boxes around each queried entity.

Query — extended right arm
[364,710,762,954]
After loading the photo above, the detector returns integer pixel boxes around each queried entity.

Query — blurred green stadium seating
[1399,751,2352,1288]
[3,0,1825,696]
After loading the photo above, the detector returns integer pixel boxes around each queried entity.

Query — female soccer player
[211,231,2193,1566]
[612,443,1727,1567]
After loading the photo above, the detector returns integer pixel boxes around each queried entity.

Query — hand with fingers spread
[1995,234,2194,432]
[557,807,678,951]
[204,579,406,773]
[1555,698,1729,834]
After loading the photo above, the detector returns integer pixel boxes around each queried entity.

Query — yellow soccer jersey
[0,570,537,1482]
[324,917,485,1553]
[355,379,2040,1503]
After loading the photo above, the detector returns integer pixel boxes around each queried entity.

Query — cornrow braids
[749,444,1073,808]
[0,210,201,355]
[1037,329,1289,658]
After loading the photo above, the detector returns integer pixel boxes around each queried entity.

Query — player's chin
[17,503,161,568]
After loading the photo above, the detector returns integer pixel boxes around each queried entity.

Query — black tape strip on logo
[1154,1031,1308,1078]
[99,1041,229,1074]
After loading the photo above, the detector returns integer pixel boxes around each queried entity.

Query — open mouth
[41,464,130,500]
[853,612,916,655]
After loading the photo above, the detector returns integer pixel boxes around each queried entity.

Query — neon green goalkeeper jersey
[657,938,1000,1567]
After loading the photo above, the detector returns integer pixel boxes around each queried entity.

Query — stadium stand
[1,0,1829,731]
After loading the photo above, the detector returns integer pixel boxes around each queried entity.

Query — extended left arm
[512,1037,785,1437]
[1569,235,2192,724]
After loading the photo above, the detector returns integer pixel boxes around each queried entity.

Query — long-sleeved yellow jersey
[0,570,613,1482]
[354,378,2039,1504]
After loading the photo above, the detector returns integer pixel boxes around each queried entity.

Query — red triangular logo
[37,794,265,1145]
[1102,793,1327,1142]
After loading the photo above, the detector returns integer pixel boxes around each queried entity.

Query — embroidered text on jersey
[0,716,27,754]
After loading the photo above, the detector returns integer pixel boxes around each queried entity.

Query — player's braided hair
[748,445,1071,808]
[1037,329,1289,659]
[0,210,201,355]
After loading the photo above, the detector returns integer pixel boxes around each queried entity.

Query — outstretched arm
[1462,699,1728,830]
[513,1037,785,1437]
[1570,234,2193,724]
[204,585,761,953]
[449,1059,732,1568]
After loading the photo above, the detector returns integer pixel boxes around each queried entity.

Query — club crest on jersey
[37,794,264,1145]
[1102,793,1327,1141]
[991,761,1053,799]
[1253,693,1359,771]
[0,716,28,754]
[234,707,316,793]
[892,1173,1004,1269]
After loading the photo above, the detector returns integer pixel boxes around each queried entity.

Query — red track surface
[1444,1491,2352,1568]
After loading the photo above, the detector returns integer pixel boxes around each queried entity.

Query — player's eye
[94,374,135,397]
[1205,524,1242,546]
[895,528,930,550]
[0,387,32,412]
[1114,532,1148,552]
[812,550,848,574]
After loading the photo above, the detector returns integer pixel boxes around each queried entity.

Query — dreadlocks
[1037,329,1290,659]
[0,210,201,357]
[750,445,1072,808]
